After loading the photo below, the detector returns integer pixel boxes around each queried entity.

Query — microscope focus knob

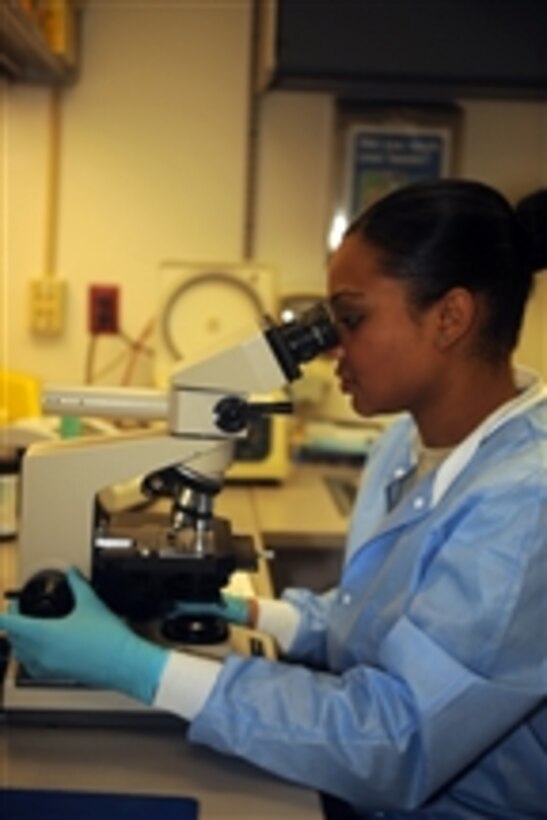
[18,569,74,618]
[214,395,294,434]
[214,395,248,433]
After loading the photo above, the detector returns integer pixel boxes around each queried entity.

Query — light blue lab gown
[189,390,547,818]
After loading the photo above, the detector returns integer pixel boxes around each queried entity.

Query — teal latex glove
[0,568,168,704]
[169,592,252,626]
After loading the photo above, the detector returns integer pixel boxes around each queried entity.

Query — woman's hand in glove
[0,568,168,704]
[168,593,257,628]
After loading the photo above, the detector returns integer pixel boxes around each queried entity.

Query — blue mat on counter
[0,788,199,819]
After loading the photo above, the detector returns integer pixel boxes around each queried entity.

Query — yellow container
[0,371,42,424]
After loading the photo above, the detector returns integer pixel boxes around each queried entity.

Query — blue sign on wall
[347,127,450,218]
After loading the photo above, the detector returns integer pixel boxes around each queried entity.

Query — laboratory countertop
[0,463,358,819]
[0,721,322,819]
[221,461,358,551]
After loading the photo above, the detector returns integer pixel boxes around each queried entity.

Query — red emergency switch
[88,285,120,334]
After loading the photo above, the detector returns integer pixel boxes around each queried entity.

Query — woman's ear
[435,287,476,350]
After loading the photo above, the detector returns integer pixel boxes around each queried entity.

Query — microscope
[5,303,339,720]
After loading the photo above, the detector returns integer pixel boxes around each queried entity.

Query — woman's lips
[339,375,355,394]
[335,364,356,394]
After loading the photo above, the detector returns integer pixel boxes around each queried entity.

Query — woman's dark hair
[347,179,547,359]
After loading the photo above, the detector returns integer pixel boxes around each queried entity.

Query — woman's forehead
[328,236,385,295]
[329,234,381,276]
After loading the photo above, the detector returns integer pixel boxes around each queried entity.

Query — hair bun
[515,189,547,275]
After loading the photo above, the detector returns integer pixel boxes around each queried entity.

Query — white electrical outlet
[29,278,66,336]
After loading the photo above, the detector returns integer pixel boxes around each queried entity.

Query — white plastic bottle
[0,448,20,540]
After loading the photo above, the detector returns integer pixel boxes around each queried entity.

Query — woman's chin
[349,393,369,416]
[351,393,381,419]
[342,384,381,417]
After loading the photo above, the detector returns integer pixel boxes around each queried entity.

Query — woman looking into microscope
[2,179,547,818]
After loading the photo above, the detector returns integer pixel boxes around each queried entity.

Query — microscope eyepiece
[279,301,340,364]
[265,301,340,382]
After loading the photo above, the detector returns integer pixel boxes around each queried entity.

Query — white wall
[2,0,252,385]
[2,1,547,388]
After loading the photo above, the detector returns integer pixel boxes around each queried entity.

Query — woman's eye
[337,313,364,331]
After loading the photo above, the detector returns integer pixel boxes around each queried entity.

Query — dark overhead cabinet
[257,0,547,101]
